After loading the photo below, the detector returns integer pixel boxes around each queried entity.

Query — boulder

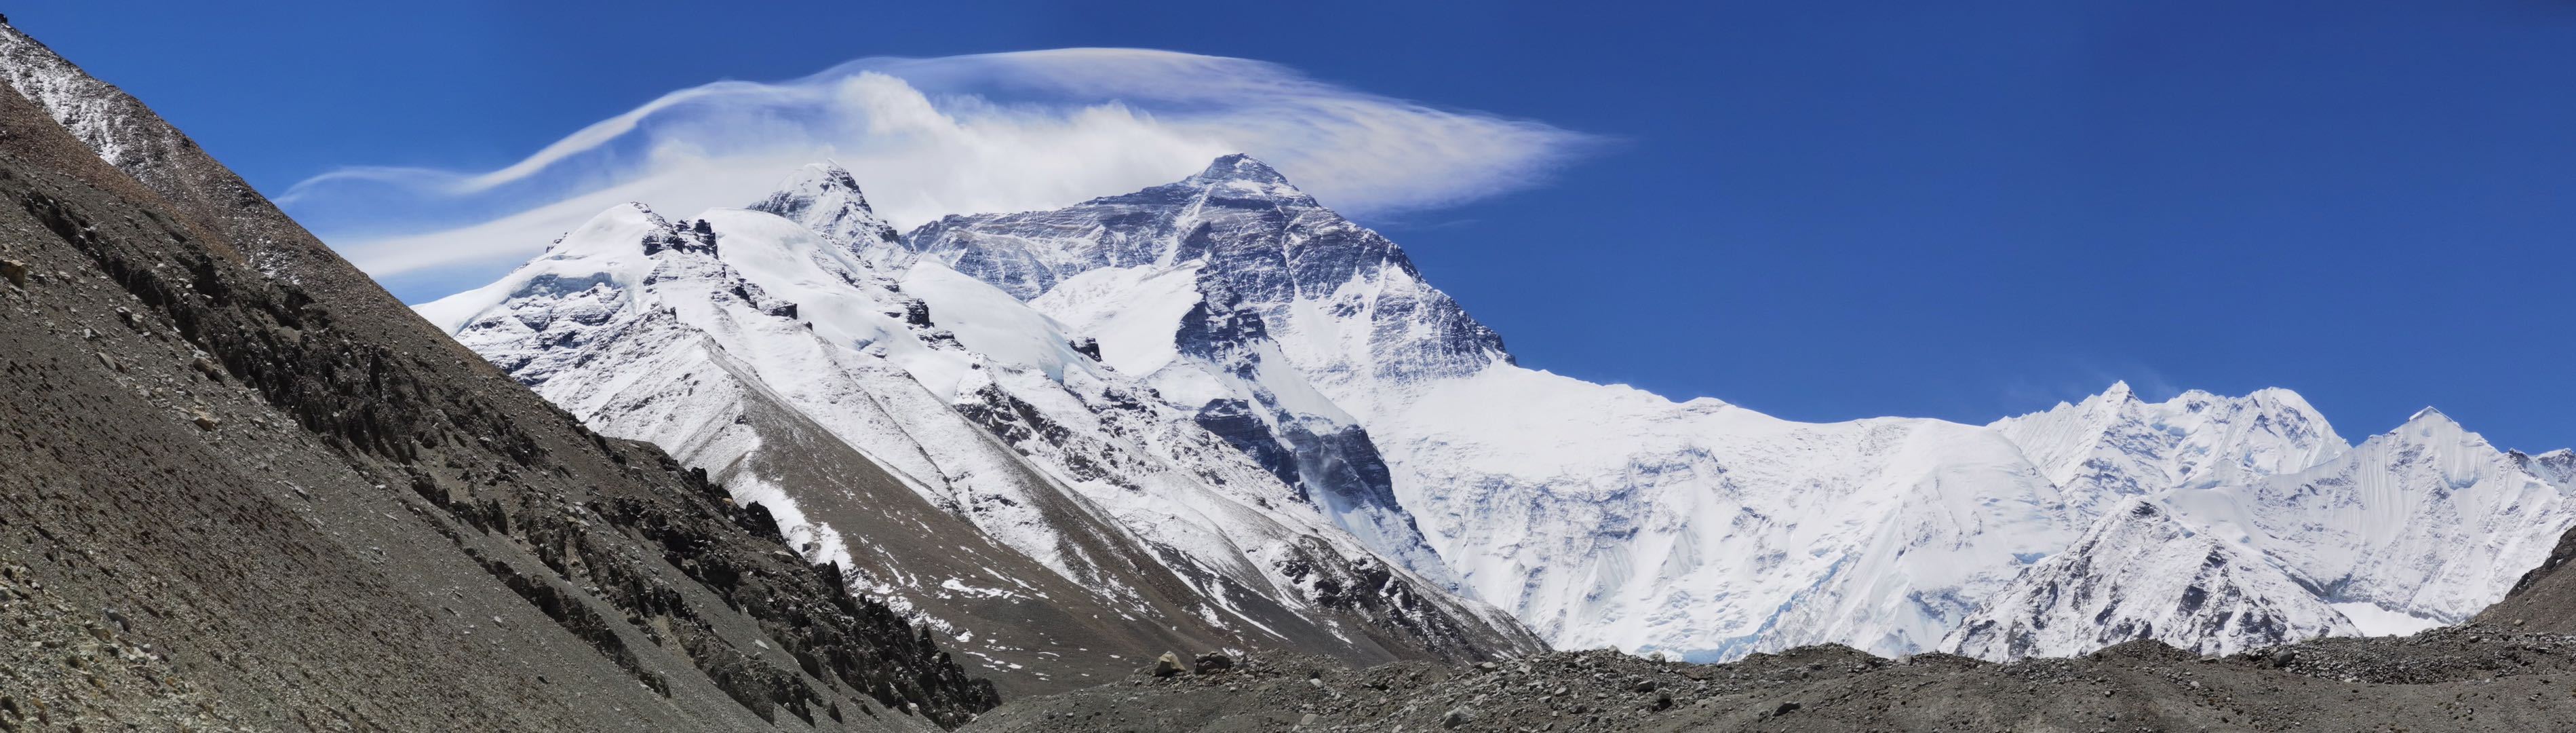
[1194,652,1233,675]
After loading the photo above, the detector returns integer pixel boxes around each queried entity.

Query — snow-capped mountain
[1992,381,2348,516]
[903,155,2095,660]
[752,162,907,269]
[1947,497,2359,660]
[2515,448,2576,489]
[2172,409,2576,627]
[423,151,2573,673]
[889,153,2576,663]
[1953,408,2576,658]
[907,154,1485,587]
[415,164,1541,689]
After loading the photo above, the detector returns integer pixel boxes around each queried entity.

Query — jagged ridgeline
[417,166,1548,693]
[0,22,996,732]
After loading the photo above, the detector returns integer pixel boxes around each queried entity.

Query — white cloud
[284,48,1596,294]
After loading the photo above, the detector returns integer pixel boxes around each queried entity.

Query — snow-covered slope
[1953,409,2576,658]
[2167,409,2576,628]
[1992,381,2348,516]
[417,167,1541,688]
[1947,498,2359,660]
[2515,448,2576,489]
[1353,367,2082,659]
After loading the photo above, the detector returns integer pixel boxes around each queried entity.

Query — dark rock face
[2484,520,2576,631]
[1194,398,1299,493]
[641,219,718,257]
[1192,652,1234,675]
[0,22,992,731]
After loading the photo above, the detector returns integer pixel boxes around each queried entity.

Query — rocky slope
[0,21,994,731]
[417,164,1542,693]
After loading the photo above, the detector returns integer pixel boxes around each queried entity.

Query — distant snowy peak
[1947,498,2358,660]
[750,161,905,263]
[2208,404,2576,625]
[1993,381,2346,516]
[1192,152,1290,183]
[1175,153,1316,204]
[1959,404,2576,660]
[2514,448,2576,489]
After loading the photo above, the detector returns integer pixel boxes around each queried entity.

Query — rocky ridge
[0,20,993,731]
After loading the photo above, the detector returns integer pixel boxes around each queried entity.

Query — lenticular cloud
[283,48,1595,290]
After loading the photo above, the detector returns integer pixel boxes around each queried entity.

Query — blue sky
[17,1,2576,450]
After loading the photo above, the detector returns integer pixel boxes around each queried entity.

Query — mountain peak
[751,160,899,249]
[787,159,863,193]
[2405,406,2455,426]
[1190,153,1291,185]
[2385,406,2484,451]
[762,159,870,205]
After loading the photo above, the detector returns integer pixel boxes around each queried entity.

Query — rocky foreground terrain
[967,624,2576,732]
[960,518,2576,731]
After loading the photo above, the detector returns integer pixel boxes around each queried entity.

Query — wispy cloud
[285,48,1597,295]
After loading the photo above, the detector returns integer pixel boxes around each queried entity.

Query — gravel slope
[0,24,992,732]
[967,624,2576,732]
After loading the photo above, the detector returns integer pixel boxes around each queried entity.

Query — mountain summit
[1188,152,1294,185]
[749,160,903,260]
